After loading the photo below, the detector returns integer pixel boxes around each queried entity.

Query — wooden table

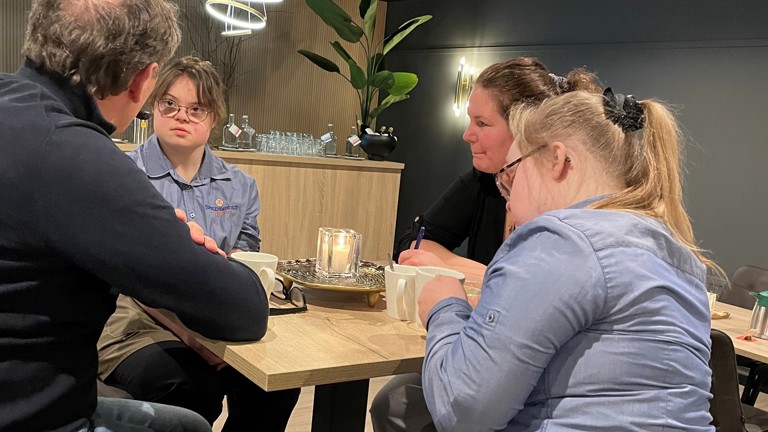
[189,288,425,432]
[711,302,768,363]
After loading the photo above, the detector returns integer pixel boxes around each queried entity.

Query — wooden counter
[116,143,404,261]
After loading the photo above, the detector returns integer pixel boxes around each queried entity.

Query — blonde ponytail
[510,91,723,277]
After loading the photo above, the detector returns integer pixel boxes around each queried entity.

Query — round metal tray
[276,258,384,307]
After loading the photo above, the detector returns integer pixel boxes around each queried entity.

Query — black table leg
[311,379,370,432]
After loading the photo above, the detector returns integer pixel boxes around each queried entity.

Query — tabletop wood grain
[176,289,426,391]
[711,301,768,363]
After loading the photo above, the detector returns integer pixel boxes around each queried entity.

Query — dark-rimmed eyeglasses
[494,144,547,201]
[156,99,211,124]
[269,280,308,316]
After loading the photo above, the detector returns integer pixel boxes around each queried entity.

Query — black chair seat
[744,404,768,432]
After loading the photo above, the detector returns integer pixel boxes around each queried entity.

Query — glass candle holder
[316,227,362,278]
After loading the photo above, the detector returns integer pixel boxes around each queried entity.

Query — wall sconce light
[453,57,474,117]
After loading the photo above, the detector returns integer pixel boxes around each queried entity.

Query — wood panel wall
[0,0,28,71]
[0,0,386,142]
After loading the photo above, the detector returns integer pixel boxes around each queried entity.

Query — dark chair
[720,265,768,406]
[710,328,768,431]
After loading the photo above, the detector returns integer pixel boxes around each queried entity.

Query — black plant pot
[358,132,397,161]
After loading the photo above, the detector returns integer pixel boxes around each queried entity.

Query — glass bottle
[237,115,255,149]
[222,113,239,148]
[345,126,360,157]
[322,123,337,156]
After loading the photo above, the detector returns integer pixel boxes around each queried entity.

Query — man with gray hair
[0,1,270,431]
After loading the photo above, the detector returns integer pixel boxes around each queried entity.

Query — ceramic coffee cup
[231,252,279,298]
[414,266,466,326]
[384,264,417,320]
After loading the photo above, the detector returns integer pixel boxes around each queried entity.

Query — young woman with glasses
[96,56,300,431]
[418,89,723,431]
[372,58,600,432]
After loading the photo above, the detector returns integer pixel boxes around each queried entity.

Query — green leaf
[297,50,341,73]
[382,15,432,56]
[331,42,365,88]
[347,59,367,89]
[368,52,385,75]
[358,0,372,20]
[369,94,409,120]
[306,0,364,43]
[369,71,394,90]
[389,72,417,96]
[330,41,352,62]
[363,0,377,37]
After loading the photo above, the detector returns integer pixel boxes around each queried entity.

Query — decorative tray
[276,258,384,292]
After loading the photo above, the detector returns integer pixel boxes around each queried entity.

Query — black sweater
[395,168,507,265]
[0,60,269,431]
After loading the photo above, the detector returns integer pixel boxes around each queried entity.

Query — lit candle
[331,239,351,273]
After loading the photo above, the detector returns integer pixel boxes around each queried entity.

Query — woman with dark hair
[373,57,601,432]
[394,57,601,281]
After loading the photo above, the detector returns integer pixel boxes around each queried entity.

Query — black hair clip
[603,87,644,132]
[135,110,151,120]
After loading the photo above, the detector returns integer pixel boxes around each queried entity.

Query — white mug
[231,252,279,298]
[385,264,417,320]
[414,266,466,326]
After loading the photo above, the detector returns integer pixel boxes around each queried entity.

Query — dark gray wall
[381,0,768,276]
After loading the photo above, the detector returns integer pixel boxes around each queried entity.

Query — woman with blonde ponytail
[417,88,717,431]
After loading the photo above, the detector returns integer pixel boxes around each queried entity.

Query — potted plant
[298,0,431,160]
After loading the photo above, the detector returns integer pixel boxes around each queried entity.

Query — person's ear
[127,62,159,104]
[550,141,570,181]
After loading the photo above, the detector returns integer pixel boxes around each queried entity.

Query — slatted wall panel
[1,0,386,142]
[0,0,30,73]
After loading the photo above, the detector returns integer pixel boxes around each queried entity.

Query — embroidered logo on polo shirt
[206,199,238,216]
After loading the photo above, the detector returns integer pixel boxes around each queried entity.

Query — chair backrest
[732,265,768,293]
[710,328,748,432]
[719,265,768,310]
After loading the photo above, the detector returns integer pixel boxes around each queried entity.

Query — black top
[395,168,507,265]
[0,60,269,432]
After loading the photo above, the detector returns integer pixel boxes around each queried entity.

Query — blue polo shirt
[129,135,261,253]
[423,199,712,431]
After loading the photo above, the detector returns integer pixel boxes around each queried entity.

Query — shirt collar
[143,134,233,184]
[568,194,611,209]
[16,58,116,136]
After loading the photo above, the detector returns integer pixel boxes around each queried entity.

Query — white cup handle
[396,279,406,320]
[258,267,276,297]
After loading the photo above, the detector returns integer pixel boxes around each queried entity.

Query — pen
[414,225,426,249]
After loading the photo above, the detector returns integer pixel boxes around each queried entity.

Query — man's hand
[175,209,225,257]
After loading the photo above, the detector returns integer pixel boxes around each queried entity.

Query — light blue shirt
[128,135,261,253]
[422,200,713,431]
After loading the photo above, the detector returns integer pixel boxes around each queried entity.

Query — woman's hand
[418,275,467,326]
[175,208,225,257]
[399,248,447,267]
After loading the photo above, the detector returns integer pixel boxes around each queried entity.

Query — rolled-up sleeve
[422,216,606,431]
